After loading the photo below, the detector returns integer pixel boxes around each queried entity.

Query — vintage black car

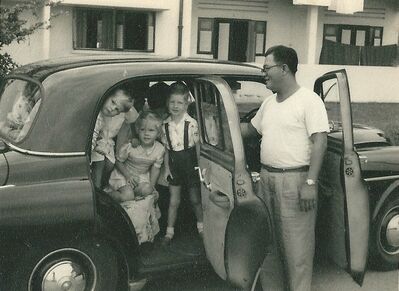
[0,56,397,291]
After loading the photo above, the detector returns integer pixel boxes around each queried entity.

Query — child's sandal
[161,235,173,246]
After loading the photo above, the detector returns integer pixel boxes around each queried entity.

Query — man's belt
[261,164,309,173]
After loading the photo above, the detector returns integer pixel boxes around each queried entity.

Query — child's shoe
[161,235,172,246]
[161,227,174,246]
[197,222,204,240]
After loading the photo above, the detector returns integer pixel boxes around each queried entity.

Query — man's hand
[299,183,317,212]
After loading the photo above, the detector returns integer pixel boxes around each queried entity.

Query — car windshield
[0,78,42,143]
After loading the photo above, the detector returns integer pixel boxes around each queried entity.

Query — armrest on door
[209,191,230,209]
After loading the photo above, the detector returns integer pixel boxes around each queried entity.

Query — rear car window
[0,78,42,142]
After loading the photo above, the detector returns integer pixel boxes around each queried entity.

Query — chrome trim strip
[0,185,15,189]
[364,175,399,182]
[8,143,85,157]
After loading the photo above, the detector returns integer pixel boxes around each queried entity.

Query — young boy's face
[102,90,132,117]
[137,119,159,147]
[168,93,188,118]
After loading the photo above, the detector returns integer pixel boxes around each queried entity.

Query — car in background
[0,56,397,291]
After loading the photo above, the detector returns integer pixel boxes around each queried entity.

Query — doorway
[213,19,250,62]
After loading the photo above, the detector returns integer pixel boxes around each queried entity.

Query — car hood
[328,125,390,148]
[359,146,399,176]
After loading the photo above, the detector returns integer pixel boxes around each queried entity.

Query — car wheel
[7,237,122,291]
[370,196,399,270]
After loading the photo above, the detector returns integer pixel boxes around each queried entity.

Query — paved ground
[144,260,398,291]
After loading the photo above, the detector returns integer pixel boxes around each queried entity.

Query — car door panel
[194,76,271,289]
[314,70,369,284]
[201,157,233,280]
[343,151,370,282]
[319,150,347,268]
[225,199,272,288]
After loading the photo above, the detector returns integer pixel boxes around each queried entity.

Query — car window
[197,81,233,154]
[321,79,342,132]
[0,79,42,143]
[224,79,271,116]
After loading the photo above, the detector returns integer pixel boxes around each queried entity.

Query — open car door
[314,69,369,284]
[192,76,272,290]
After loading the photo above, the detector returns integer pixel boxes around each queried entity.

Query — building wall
[2,0,182,65]
[51,2,181,58]
[190,0,317,63]
[315,0,399,64]
[49,6,73,59]
[190,0,274,62]
[190,0,398,64]
[2,1,46,65]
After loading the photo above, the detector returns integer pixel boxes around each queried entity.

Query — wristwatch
[306,179,316,186]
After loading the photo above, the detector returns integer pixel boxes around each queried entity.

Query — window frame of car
[89,74,266,154]
[0,75,45,146]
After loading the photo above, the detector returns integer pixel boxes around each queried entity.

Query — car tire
[6,237,122,291]
[370,196,399,270]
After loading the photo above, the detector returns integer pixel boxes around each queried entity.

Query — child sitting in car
[91,88,138,189]
[108,111,165,244]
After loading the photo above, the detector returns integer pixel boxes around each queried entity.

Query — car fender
[372,180,399,221]
[96,191,141,278]
[224,197,272,289]
[0,180,95,240]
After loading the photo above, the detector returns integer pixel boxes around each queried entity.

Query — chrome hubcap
[386,214,399,248]
[42,260,87,291]
[29,248,96,291]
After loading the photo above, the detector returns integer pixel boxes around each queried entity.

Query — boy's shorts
[168,147,200,188]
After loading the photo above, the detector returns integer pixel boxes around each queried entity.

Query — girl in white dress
[108,111,165,244]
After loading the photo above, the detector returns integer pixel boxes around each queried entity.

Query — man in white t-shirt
[241,45,329,291]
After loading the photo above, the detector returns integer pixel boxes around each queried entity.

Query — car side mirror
[0,140,9,153]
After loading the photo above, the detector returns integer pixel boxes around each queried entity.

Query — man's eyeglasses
[261,64,282,73]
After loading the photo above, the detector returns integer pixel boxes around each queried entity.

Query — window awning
[293,0,364,14]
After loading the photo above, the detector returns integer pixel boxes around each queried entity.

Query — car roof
[11,55,262,81]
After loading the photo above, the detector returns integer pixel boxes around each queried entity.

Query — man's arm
[299,132,327,212]
[308,132,327,181]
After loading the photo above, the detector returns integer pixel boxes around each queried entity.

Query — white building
[2,0,399,101]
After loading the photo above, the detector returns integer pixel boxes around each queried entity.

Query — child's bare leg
[107,190,122,201]
[188,186,204,234]
[188,186,203,222]
[135,182,153,198]
[101,158,114,188]
[92,161,105,189]
[118,185,136,202]
[165,185,181,240]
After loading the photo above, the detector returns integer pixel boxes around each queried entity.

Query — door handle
[195,166,211,191]
[209,191,230,209]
